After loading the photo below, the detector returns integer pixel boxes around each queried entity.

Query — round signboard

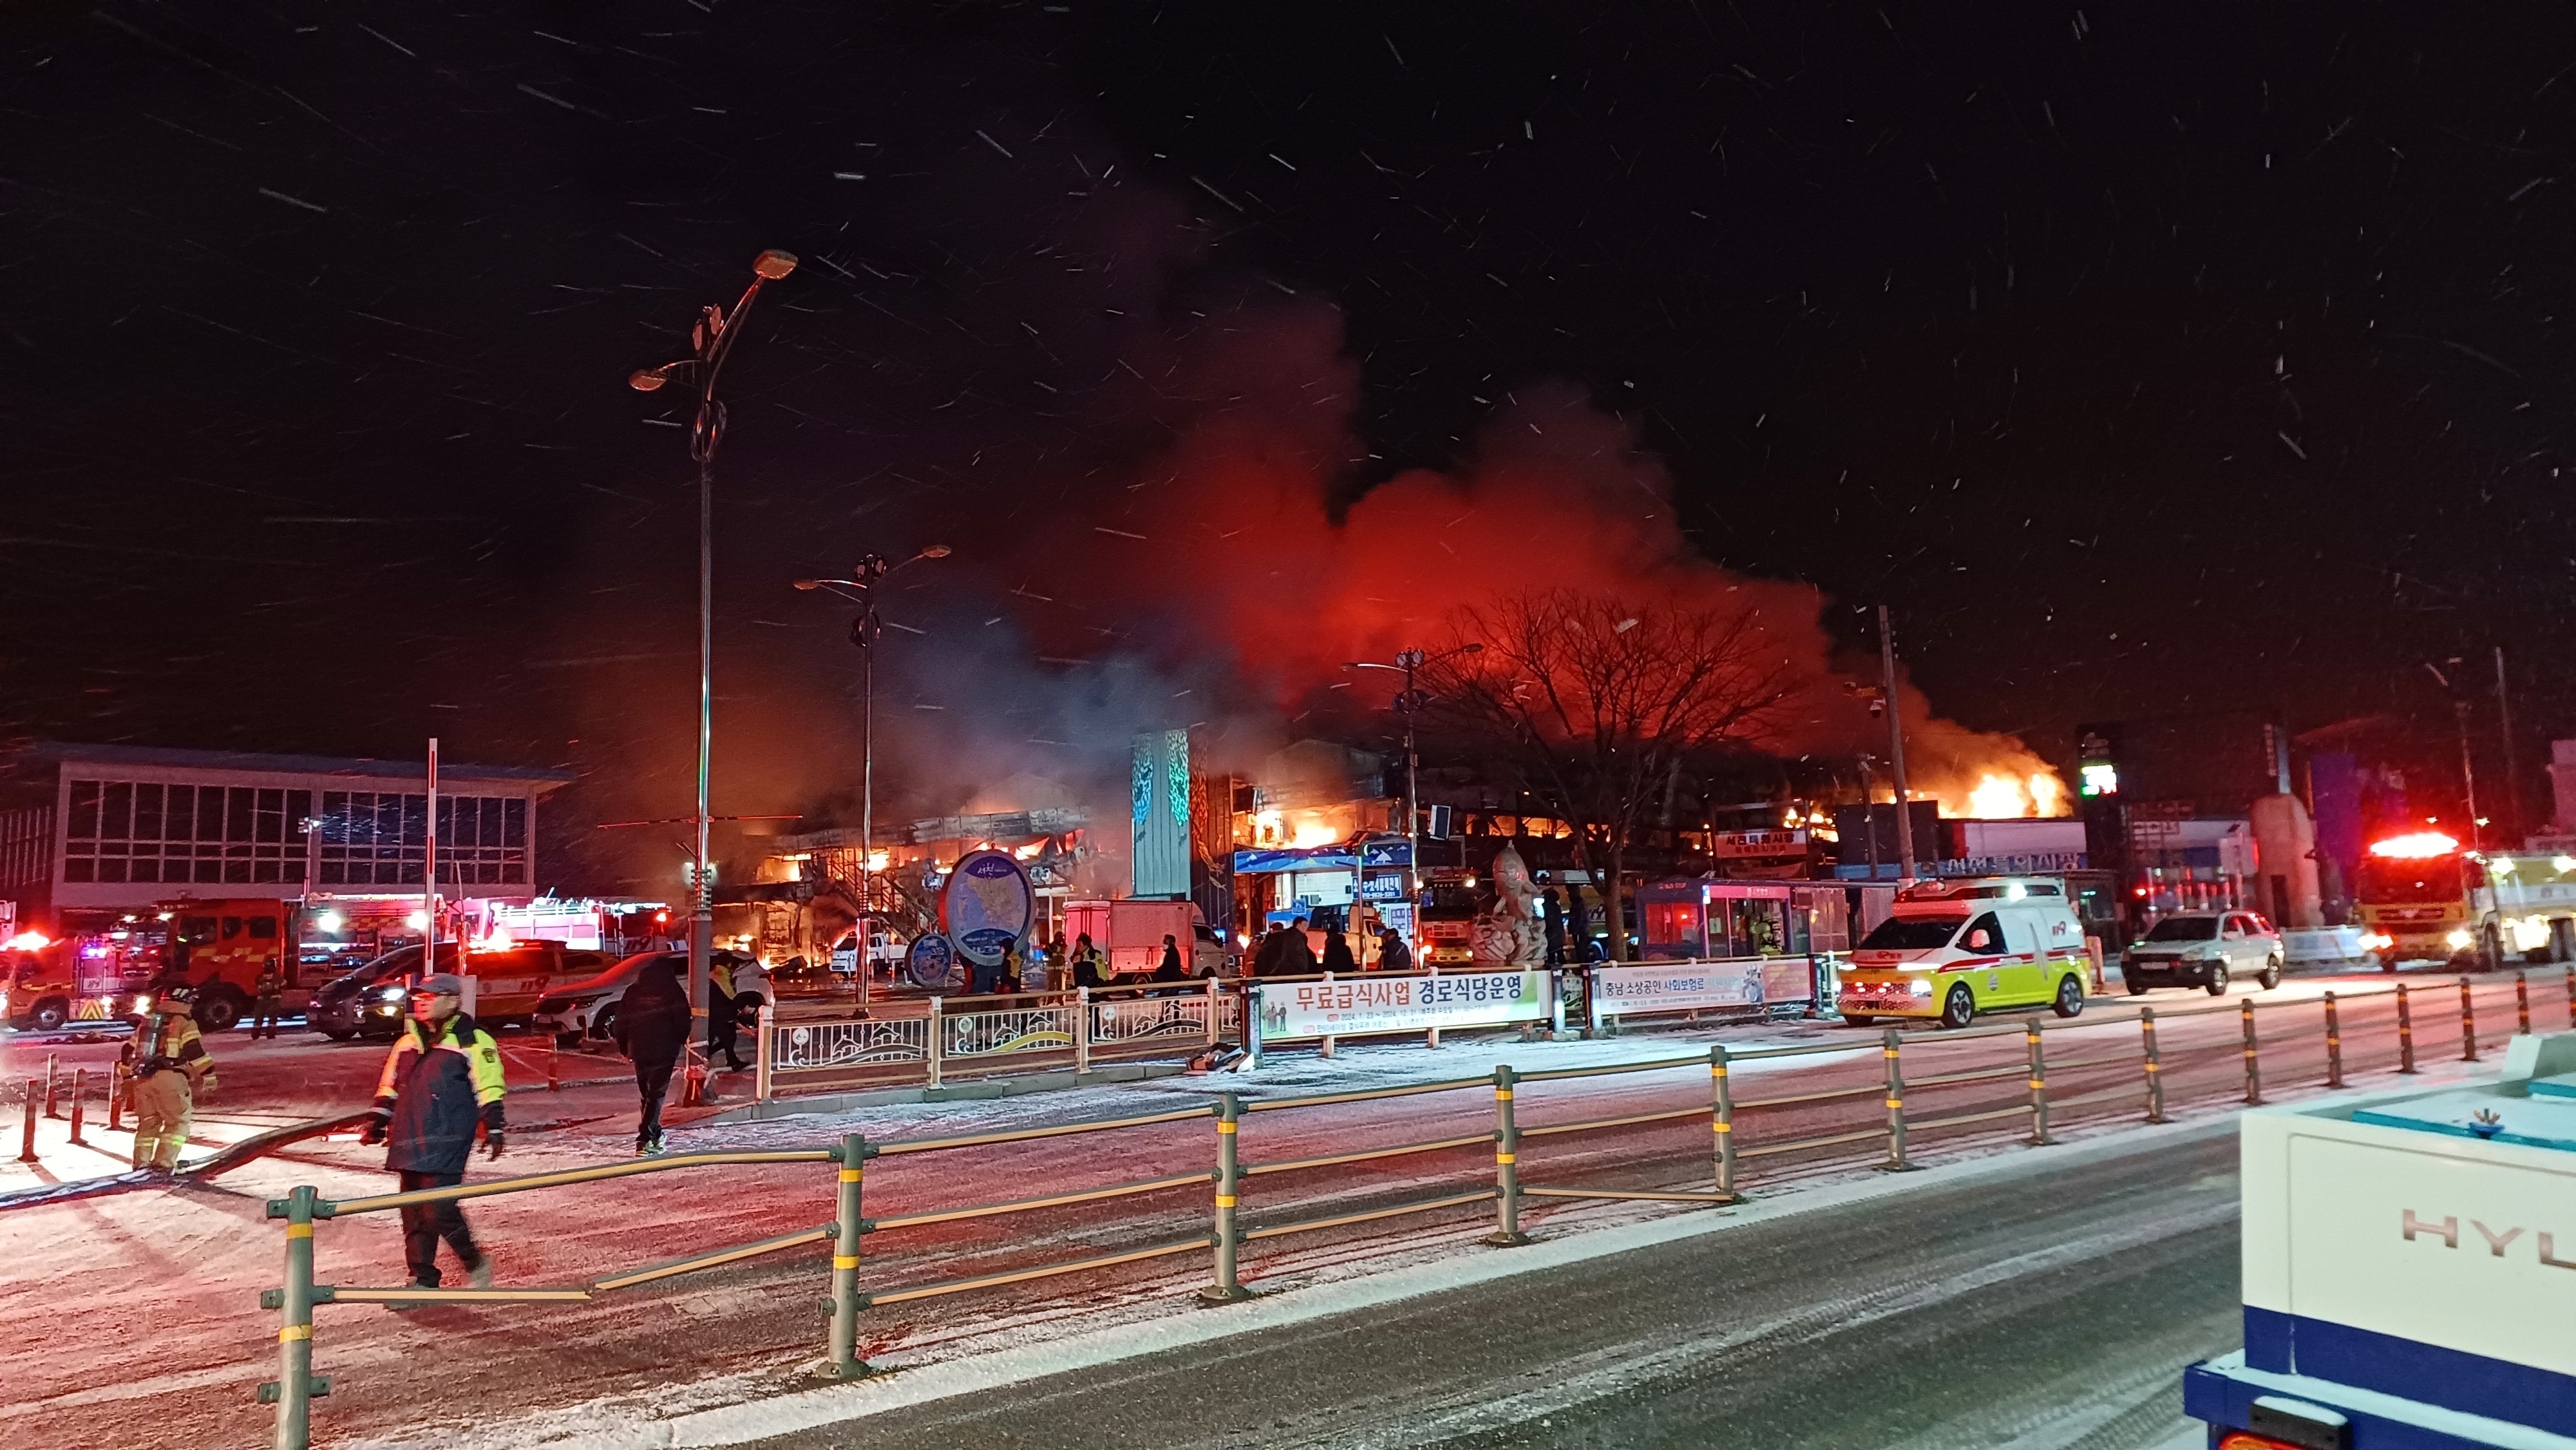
[905,933,959,991]
[941,849,1034,967]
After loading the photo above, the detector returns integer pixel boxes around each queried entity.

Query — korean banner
[1588,959,1767,1021]
[1257,970,1551,1042]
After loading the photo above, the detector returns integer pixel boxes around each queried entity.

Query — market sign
[1926,851,2088,878]
[1590,960,1766,1019]
[1707,829,1810,860]
[1255,970,1549,1042]
[905,933,957,990]
[1232,839,1414,875]
[939,847,1034,967]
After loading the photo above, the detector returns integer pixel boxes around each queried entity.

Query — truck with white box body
[2184,1031,2576,1449]
[1059,898,1227,979]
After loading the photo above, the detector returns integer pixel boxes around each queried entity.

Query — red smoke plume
[1028,300,2061,814]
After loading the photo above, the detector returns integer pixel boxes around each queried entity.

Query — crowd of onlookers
[1243,917,1412,977]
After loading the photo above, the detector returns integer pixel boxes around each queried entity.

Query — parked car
[532,949,766,1047]
[2121,910,2284,995]
[308,942,612,1040]
[308,950,426,1040]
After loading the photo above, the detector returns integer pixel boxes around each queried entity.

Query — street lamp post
[629,248,799,1104]
[796,546,949,1008]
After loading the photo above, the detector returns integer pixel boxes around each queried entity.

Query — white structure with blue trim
[2185,1031,2576,1448]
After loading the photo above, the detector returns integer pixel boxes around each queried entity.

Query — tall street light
[1345,643,1483,952]
[796,545,951,1006]
[629,247,798,1102]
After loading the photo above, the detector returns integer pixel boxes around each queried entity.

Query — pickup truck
[2184,1030,2576,1449]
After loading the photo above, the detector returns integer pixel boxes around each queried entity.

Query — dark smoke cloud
[0,6,2061,901]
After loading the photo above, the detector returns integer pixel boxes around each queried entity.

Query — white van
[1834,877,2090,1029]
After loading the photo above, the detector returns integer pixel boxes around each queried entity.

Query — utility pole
[2457,699,2483,854]
[1877,605,1916,881]
[1346,644,1484,957]
[1399,647,1425,910]
[2496,646,2521,842]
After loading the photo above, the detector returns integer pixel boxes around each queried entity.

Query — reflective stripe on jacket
[371,1013,506,1174]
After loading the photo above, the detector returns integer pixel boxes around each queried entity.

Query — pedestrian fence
[754,978,1243,1100]
[251,966,2571,1449]
[752,959,1836,1102]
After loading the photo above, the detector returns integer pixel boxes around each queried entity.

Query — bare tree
[1421,590,1806,961]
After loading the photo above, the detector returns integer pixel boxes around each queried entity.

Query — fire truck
[158,899,307,1031]
[2353,831,2576,970]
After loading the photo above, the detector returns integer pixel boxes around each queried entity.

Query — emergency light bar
[2367,831,2458,860]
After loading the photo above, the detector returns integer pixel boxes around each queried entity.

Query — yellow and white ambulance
[1833,876,2091,1029]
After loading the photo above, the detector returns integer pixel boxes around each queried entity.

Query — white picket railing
[757,979,1234,1100]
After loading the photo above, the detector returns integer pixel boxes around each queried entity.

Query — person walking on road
[612,957,689,1156]
[250,962,285,1039]
[359,974,505,1299]
[127,979,217,1171]
[1377,927,1413,975]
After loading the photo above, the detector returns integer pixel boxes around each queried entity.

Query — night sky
[4,3,2571,882]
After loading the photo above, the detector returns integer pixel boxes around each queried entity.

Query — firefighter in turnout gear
[127,979,218,1171]
[359,974,506,1298]
[250,962,285,1039]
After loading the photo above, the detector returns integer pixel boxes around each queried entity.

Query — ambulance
[1833,876,2091,1029]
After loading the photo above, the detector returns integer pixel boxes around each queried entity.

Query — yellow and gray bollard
[2025,1021,2055,1145]
[1484,1064,1531,1244]
[260,1183,328,1449]
[2396,982,2418,1074]
[1203,1093,1254,1301]
[1880,1028,1917,1171]
[1710,1044,1741,1200]
[2139,1007,2166,1123]
[2517,973,2532,1035]
[2324,990,2344,1089]
[821,1132,871,1379]
[2459,977,2479,1062]
[68,1068,86,1145]
[2240,999,2263,1104]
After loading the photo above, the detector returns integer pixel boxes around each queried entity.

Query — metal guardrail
[252,965,2576,1449]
